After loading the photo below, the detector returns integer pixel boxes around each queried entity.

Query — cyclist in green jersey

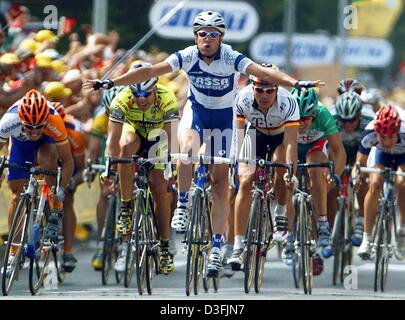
[283,88,346,276]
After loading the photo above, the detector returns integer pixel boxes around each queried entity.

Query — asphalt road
[1,232,405,300]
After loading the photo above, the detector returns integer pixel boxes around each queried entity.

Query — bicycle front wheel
[299,195,312,294]
[145,199,159,295]
[244,192,260,294]
[102,196,117,286]
[254,199,271,293]
[185,191,201,296]
[29,203,51,295]
[2,194,31,296]
[332,202,345,286]
[202,195,215,293]
[135,195,148,295]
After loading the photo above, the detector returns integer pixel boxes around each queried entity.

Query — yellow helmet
[51,60,68,74]
[44,82,73,101]
[35,29,59,43]
[35,53,52,68]
[0,53,20,65]
[18,39,40,54]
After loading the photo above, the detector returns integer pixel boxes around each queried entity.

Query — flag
[349,0,403,38]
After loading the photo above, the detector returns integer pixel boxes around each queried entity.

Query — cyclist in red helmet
[353,104,405,260]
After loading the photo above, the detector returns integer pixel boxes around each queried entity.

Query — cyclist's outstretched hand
[312,80,325,88]
[294,80,325,90]
[83,79,114,92]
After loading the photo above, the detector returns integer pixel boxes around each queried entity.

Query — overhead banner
[349,0,403,38]
[250,33,336,67]
[250,33,393,68]
[342,37,394,67]
[149,0,259,42]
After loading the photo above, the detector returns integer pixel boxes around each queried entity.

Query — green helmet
[291,87,319,117]
[335,92,362,119]
[101,86,125,108]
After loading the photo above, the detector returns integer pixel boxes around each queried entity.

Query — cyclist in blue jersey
[84,10,324,276]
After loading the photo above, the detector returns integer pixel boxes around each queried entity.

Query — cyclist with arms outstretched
[84,11,323,276]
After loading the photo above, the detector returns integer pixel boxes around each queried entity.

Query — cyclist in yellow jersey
[106,62,179,273]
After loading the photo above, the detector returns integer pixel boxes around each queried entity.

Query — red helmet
[374,105,401,135]
[18,89,50,126]
[52,101,65,119]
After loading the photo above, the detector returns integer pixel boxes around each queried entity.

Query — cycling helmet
[193,11,226,34]
[374,105,401,135]
[249,63,279,86]
[52,101,65,119]
[362,88,383,106]
[101,86,125,108]
[129,62,158,93]
[18,89,50,125]
[335,92,362,120]
[291,87,319,117]
[337,79,364,95]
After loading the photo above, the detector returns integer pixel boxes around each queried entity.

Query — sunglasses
[339,117,357,124]
[197,31,221,39]
[134,90,153,98]
[300,116,314,122]
[22,123,46,130]
[253,86,277,94]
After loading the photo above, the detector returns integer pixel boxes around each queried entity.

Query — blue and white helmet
[129,62,158,93]
[193,11,226,34]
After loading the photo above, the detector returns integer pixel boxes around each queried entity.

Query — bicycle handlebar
[355,165,405,177]
[169,153,232,165]
[0,158,58,177]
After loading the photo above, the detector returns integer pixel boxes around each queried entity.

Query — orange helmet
[18,89,50,126]
[52,102,65,119]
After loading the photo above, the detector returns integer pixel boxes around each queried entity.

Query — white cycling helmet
[129,62,158,93]
[193,11,226,34]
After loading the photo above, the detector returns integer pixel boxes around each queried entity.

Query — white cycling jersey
[165,43,253,110]
[236,85,300,135]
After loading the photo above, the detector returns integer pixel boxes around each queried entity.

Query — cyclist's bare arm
[327,132,346,176]
[163,120,178,154]
[113,61,172,86]
[235,119,246,161]
[351,152,368,180]
[84,62,173,90]
[72,154,85,186]
[284,124,299,173]
[87,135,102,163]
[245,63,325,89]
[106,120,123,158]
[56,140,75,188]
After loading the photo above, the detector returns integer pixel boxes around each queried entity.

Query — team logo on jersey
[1,122,22,135]
[46,123,62,137]
[188,75,231,91]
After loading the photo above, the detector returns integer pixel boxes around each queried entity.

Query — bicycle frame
[1,158,63,296]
